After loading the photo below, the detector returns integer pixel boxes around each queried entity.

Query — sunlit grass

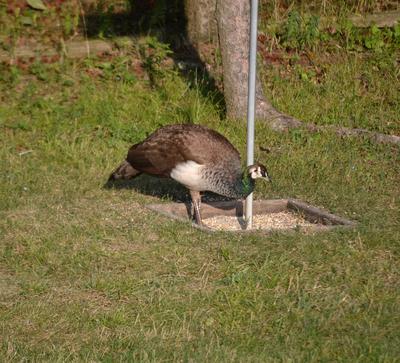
[262,50,400,134]
[0,40,399,363]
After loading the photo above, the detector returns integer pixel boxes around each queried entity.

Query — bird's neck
[235,172,255,198]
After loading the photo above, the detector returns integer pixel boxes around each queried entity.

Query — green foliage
[340,16,400,52]
[139,36,173,85]
[91,2,117,38]
[273,8,399,52]
[62,9,79,37]
[304,15,320,46]
[282,10,302,48]
[339,22,399,53]
[85,56,137,84]
[29,61,49,82]
[0,0,81,46]
[280,11,321,50]
[0,64,20,85]
[394,23,400,44]
[260,0,397,23]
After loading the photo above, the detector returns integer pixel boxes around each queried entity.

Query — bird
[108,124,271,225]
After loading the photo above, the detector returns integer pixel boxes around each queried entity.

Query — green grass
[0,55,399,362]
[1,0,400,357]
[262,51,400,135]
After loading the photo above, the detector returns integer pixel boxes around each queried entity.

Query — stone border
[146,198,356,233]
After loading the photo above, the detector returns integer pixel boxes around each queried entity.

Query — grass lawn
[1,3,400,362]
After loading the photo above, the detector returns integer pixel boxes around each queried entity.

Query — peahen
[109,124,271,225]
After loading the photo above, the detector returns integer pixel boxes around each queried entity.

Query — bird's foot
[190,190,203,226]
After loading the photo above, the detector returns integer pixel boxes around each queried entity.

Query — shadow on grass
[103,174,187,200]
[103,174,197,221]
[103,174,233,205]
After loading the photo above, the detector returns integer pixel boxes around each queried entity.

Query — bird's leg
[190,190,203,226]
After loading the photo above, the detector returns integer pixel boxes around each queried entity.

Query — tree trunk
[184,0,218,45]
[216,0,301,128]
[215,0,249,119]
[183,0,301,129]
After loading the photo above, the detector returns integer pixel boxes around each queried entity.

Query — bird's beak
[262,171,271,183]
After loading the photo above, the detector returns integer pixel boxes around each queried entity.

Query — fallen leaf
[20,16,33,25]
[27,0,47,11]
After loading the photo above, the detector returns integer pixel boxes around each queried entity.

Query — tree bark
[184,0,218,45]
[184,0,286,124]
[215,0,249,119]
[215,0,301,129]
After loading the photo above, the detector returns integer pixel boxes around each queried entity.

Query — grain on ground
[203,211,314,231]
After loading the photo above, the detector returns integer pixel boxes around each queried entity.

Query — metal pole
[245,0,259,229]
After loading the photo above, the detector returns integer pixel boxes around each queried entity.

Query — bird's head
[247,163,271,182]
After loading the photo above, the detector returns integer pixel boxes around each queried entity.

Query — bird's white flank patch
[170,161,206,191]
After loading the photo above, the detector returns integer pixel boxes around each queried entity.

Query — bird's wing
[127,142,175,177]
[126,136,207,177]
[125,124,241,177]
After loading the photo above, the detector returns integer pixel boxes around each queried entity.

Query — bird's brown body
[128,124,240,178]
[109,124,270,225]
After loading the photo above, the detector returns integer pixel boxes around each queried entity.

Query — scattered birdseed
[203,211,314,231]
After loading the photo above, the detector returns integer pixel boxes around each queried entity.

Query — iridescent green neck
[235,172,255,198]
